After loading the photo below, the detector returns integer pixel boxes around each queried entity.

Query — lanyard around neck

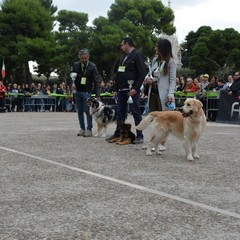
[81,62,89,76]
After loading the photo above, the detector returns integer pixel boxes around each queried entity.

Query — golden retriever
[136,98,206,161]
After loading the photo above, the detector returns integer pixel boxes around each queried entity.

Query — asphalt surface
[0,112,240,240]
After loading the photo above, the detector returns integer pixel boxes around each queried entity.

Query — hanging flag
[2,58,6,79]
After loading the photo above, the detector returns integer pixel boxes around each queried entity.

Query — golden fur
[136,98,206,161]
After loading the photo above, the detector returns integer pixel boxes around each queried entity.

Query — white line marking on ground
[1,146,240,220]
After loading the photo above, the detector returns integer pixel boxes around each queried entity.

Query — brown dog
[108,123,136,145]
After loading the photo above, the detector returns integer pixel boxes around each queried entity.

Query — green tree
[90,0,176,79]
[0,0,56,83]
[184,26,240,77]
[53,10,90,82]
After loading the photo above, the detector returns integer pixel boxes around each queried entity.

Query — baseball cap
[203,74,209,78]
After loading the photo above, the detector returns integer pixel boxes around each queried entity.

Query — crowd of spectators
[174,73,240,95]
[3,81,74,112]
[2,79,116,112]
[1,72,240,117]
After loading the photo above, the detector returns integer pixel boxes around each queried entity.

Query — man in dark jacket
[228,71,240,96]
[72,48,100,137]
[107,37,147,144]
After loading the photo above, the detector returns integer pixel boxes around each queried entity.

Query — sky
[52,0,240,43]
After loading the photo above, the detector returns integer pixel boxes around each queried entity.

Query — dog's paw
[156,150,163,155]
[187,155,194,161]
[193,154,200,159]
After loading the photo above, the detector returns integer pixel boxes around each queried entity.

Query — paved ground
[0,112,240,240]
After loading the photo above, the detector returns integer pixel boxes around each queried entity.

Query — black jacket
[114,49,147,92]
[72,61,101,97]
[229,78,240,94]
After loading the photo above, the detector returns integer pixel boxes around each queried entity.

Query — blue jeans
[114,90,143,139]
[74,92,92,131]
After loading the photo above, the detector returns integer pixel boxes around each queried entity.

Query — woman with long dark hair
[144,38,177,112]
[143,38,177,151]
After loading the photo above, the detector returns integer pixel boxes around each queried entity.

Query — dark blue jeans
[114,90,143,139]
[74,92,92,131]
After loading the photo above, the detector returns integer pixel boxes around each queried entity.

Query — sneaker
[133,138,144,144]
[77,129,85,136]
[83,130,92,137]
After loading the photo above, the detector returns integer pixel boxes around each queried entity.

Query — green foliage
[56,10,88,32]
[90,0,175,79]
[184,26,240,77]
[1,0,240,84]
[53,10,91,81]
[0,0,55,83]
[177,68,195,79]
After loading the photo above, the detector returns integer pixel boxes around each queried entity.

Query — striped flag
[2,58,6,79]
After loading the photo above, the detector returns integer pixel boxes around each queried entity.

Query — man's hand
[129,88,137,96]
[168,96,174,102]
[145,76,154,85]
[71,83,76,92]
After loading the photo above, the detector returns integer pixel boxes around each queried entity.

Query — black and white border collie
[87,97,116,137]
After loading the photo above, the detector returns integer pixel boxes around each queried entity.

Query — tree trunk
[24,61,32,84]
[109,57,118,80]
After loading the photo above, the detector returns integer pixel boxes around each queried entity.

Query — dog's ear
[194,99,203,111]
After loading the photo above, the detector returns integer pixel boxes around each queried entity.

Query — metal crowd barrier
[4,93,58,112]
[3,92,220,120]
[22,94,57,112]
[174,91,220,120]
[100,96,116,107]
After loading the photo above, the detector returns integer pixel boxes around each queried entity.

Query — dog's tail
[136,111,160,130]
